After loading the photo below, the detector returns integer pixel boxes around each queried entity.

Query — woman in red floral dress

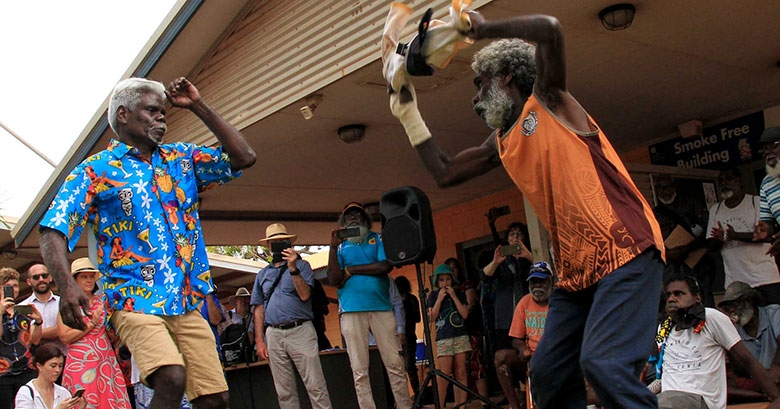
[58,258,131,409]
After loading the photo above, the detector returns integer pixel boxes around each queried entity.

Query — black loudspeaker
[380,186,437,266]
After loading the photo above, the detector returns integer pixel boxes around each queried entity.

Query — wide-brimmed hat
[229,287,251,304]
[258,223,297,245]
[527,261,553,281]
[760,127,780,145]
[70,257,100,278]
[717,281,752,307]
[431,263,458,288]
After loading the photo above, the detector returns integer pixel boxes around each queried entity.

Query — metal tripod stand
[411,263,501,409]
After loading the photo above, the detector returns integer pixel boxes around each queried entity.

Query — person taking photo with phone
[326,202,413,409]
[481,222,532,409]
[58,258,131,408]
[14,344,85,409]
[0,267,42,406]
[250,223,333,409]
[19,264,64,353]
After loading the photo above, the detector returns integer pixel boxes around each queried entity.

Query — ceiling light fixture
[338,124,366,144]
[598,3,636,31]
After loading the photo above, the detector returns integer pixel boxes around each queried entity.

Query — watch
[32,320,42,326]
[289,269,300,276]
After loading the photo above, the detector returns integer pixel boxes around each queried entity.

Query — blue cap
[527,261,553,281]
[432,264,458,287]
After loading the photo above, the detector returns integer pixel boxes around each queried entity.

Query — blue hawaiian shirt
[40,139,240,316]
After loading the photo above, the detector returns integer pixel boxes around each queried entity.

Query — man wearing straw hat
[251,223,332,409]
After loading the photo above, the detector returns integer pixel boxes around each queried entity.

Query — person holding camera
[326,202,412,409]
[250,223,333,409]
[0,267,43,406]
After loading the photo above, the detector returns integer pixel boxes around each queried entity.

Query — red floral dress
[62,296,131,409]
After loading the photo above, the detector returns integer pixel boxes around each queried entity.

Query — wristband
[344,267,352,278]
[390,86,432,147]
[289,269,300,276]
[32,320,42,326]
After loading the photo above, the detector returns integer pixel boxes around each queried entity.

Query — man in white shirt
[20,263,64,351]
[707,168,780,305]
[659,275,780,409]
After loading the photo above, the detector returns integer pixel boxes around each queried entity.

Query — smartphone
[2,285,13,300]
[336,226,361,239]
[493,205,510,217]
[500,244,522,256]
[73,389,85,399]
[270,239,292,254]
[14,305,33,316]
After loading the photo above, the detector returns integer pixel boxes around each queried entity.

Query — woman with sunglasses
[0,267,43,407]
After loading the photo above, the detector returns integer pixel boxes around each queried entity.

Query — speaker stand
[412,263,501,409]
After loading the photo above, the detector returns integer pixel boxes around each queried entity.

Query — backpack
[221,316,253,366]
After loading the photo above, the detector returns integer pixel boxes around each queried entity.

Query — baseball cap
[527,261,553,281]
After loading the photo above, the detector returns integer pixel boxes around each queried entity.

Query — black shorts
[493,329,514,351]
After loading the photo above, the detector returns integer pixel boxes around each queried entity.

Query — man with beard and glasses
[653,174,715,307]
[20,263,65,352]
[755,128,780,261]
[387,11,665,409]
[326,202,412,409]
[39,77,256,409]
[658,275,780,409]
[717,281,780,399]
[708,168,780,306]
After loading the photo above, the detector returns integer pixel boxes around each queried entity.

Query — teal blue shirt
[337,231,392,312]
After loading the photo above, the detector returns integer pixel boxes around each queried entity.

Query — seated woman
[58,258,132,409]
[14,344,83,409]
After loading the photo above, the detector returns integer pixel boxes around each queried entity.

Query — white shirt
[14,379,72,409]
[706,195,780,287]
[662,308,741,409]
[21,292,65,351]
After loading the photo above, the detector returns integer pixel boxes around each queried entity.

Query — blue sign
[649,111,765,169]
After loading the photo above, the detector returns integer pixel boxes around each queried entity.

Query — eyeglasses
[31,273,50,281]
[761,140,780,153]
[507,231,524,238]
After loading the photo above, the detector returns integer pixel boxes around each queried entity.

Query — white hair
[107,78,165,133]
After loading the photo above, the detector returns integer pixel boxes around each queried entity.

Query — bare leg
[453,352,468,405]
[191,392,229,409]
[437,355,454,407]
[147,365,186,409]
[495,349,522,409]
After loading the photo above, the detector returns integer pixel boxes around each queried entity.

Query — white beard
[767,162,780,179]
[720,189,734,200]
[658,192,677,205]
[475,78,515,130]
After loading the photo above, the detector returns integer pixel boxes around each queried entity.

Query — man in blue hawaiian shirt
[39,77,256,409]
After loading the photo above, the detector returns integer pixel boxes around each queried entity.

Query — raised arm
[39,228,90,330]
[165,77,256,170]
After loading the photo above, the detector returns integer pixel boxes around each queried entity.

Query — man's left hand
[165,77,201,108]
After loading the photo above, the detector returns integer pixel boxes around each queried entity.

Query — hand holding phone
[500,244,522,256]
[14,305,33,316]
[72,389,85,399]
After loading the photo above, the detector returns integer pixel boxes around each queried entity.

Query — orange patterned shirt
[497,94,664,291]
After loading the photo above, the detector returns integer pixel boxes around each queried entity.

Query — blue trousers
[529,249,662,409]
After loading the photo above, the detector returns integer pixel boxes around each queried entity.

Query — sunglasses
[31,273,50,281]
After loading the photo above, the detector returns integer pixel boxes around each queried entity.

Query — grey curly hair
[107,78,166,133]
[471,39,536,97]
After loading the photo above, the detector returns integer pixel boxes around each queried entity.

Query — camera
[3,285,13,300]
[337,226,361,240]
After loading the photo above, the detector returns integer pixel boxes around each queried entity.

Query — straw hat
[258,223,297,245]
[229,287,251,305]
[70,257,100,278]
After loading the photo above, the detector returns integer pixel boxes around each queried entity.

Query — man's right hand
[58,284,92,330]
[330,229,345,248]
[255,337,268,361]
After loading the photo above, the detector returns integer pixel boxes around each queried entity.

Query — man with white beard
[755,127,780,258]
[388,11,665,409]
[326,202,412,409]
[707,168,780,305]
[717,281,780,389]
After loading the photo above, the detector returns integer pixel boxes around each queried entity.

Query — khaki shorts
[110,310,227,400]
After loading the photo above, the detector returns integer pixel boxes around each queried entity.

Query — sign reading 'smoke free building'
[649,111,764,169]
